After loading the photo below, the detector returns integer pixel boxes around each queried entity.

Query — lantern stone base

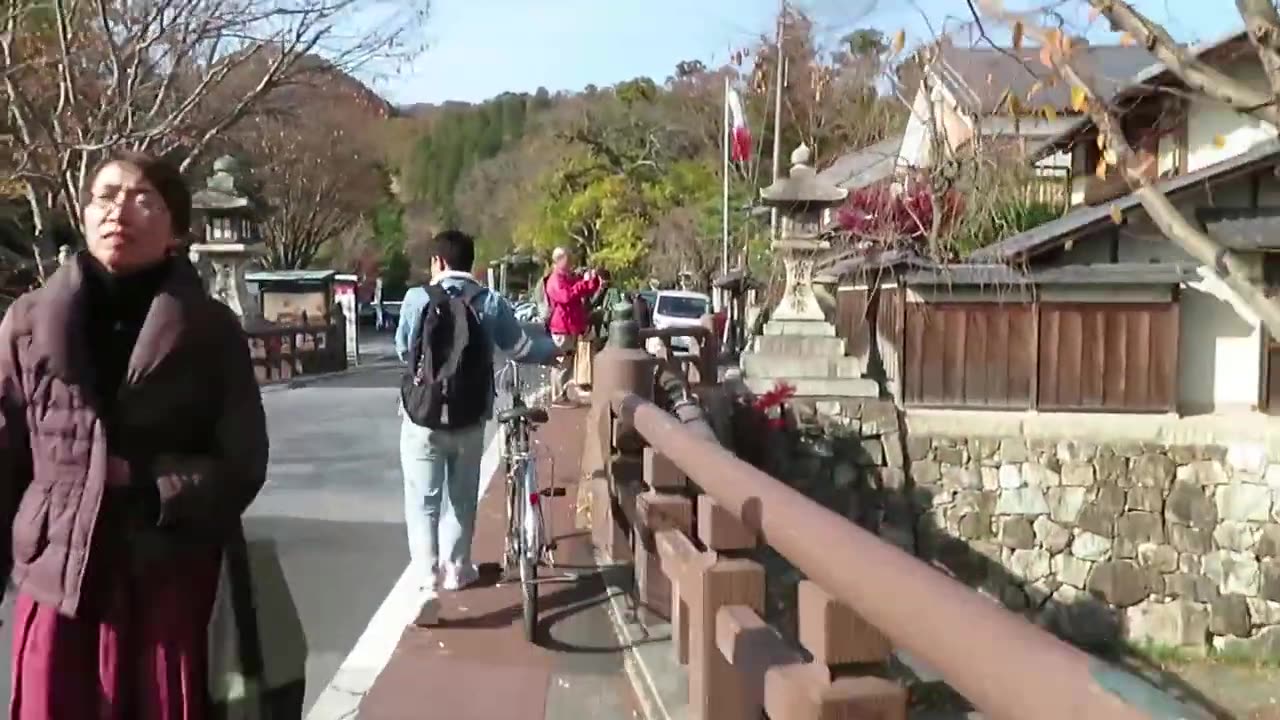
[188,242,265,328]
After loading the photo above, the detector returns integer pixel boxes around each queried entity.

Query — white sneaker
[443,563,479,591]
[415,593,441,627]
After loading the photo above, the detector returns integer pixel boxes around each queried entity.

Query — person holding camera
[544,247,603,406]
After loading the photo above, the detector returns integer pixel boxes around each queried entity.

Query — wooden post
[765,667,908,720]
[687,557,765,720]
[715,605,808,718]
[657,529,707,666]
[797,580,892,668]
[635,490,693,624]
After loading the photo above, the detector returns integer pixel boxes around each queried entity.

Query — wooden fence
[836,289,1180,413]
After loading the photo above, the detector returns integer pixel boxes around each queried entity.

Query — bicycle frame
[500,361,546,571]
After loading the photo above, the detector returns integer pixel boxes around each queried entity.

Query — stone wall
[745,397,1280,659]
[909,435,1280,657]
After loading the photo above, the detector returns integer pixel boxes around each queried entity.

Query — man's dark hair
[83,150,191,238]
[430,229,476,273]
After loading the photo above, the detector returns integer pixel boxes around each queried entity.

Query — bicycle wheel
[520,549,538,641]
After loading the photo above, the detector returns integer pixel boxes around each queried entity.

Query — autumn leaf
[1096,155,1107,179]
[1109,204,1123,224]
[1039,45,1054,68]
[1213,134,1227,148]
[1043,105,1058,121]
[1070,85,1088,112]
[1027,80,1043,100]
[891,29,905,55]
[1103,147,1118,165]
[1012,21,1024,50]
[1120,32,1136,47]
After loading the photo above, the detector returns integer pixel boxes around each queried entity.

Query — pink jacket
[544,269,601,336]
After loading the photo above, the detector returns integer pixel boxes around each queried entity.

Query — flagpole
[722,75,730,277]
[770,0,786,243]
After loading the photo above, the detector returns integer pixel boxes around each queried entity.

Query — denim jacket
[395,271,557,420]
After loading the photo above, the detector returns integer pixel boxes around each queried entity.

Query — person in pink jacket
[544,246,603,405]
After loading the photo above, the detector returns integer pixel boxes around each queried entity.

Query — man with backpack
[395,229,559,625]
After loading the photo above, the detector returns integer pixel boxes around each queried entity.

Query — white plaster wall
[899,83,972,169]
[1186,60,1278,172]
[1177,284,1263,414]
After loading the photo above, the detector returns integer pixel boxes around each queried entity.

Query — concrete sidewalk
[357,407,642,720]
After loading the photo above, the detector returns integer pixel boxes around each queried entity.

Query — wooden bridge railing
[586,303,1181,720]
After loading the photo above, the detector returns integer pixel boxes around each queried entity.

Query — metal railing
[584,301,1195,720]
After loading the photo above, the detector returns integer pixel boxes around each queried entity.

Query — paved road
[0,328,555,713]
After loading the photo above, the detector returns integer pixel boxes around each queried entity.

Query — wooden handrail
[612,391,1162,720]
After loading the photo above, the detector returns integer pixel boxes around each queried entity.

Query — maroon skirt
[9,497,223,720]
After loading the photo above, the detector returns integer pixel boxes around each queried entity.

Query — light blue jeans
[399,416,487,590]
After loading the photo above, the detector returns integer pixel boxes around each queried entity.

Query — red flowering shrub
[833,180,964,247]
[752,381,797,430]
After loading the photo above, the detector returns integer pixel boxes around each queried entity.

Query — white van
[645,290,711,355]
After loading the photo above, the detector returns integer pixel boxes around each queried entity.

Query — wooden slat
[837,289,870,360]
[1081,308,1106,408]
[1150,303,1179,411]
[1038,306,1061,407]
[1057,308,1084,408]
[1102,310,1129,408]
[942,308,967,405]
[920,306,945,404]
[987,308,1011,406]
[1008,306,1034,408]
[1125,309,1151,409]
[903,302,926,405]
[965,310,988,405]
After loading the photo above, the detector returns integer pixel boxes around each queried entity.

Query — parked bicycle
[495,359,568,641]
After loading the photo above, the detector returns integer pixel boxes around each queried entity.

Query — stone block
[1072,531,1113,561]
[858,438,886,466]
[958,511,994,541]
[1226,443,1269,477]
[1126,487,1164,513]
[1178,461,1230,486]
[1061,462,1096,487]
[995,487,1049,516]
[1213,626,1280,660]
[1116,511,1164,545]
[1137,543,1178,573]
[934,446,964,466]
[1211,593,1252,637]
[1166,481,1217,529]
[877,467,907,492]
[970,438,1000,464]
[1047,487,1088,524]
[1203,550,1261,597]
[1168,446,1198,464]
[999,517,1035,549]
[1264,559,1280,602]
[1096,454,1128,486]
[1130,454,1175,490]
[1213,521,1264,553]
[1125,599,1210,650]
[1057,441,1098,464]
[911,460,941,486]
[980,467,1000,491]
[1023,462,1061,488]
[906,436,931,462]
[1088,560,1151,607]
[1053,553,1094,588]
[1266,464,1280,490]
[942,465,982,490]
[1246,597,1280,626]
[1034,516,1071,554]
[1168,523,1212,555]
[1259,524,1280,558]
[882,432,905,469]
[1215,484,1272,523]
[1000,438,1029,463]
[753,334,846,356]
[998,464,1024,489]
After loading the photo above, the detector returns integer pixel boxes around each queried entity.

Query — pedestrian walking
[0,150,270,719]
[396,229,559,624]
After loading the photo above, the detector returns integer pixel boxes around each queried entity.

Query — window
[655,295,709,319]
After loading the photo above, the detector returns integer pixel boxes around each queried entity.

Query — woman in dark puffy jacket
[0,150,269,719]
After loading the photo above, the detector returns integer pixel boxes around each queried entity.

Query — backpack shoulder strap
[435,291,472,379]
[459,282,487,307]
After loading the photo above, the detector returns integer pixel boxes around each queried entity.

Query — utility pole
[769,0,786,242]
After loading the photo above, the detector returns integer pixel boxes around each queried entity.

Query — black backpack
[401,283,493,430]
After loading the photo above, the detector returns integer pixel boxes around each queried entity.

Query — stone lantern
[741,144,875,397]
[188,155,265,327]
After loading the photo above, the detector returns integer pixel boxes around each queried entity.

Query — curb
[594,547,684,720]
[258,360,401,393]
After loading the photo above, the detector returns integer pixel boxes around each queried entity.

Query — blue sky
[372,0,1242,105]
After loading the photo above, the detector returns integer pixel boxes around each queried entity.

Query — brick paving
[357,406,641,720]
